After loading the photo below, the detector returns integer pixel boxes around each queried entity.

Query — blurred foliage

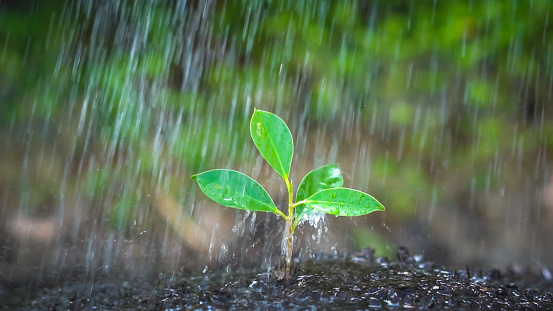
[1,0,552,258]
[210,0,553,224]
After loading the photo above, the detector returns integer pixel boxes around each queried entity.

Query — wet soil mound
[2,248,552,310]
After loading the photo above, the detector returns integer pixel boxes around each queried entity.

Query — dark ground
[1,247,552,310]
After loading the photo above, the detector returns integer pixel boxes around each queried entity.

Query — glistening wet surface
[2,248,552,310]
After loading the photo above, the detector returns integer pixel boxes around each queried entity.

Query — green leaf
[296,164,344,201]
[295,164,343,220]
[302,188,385,217]
[191,169,279,213]
[250,109,293,179]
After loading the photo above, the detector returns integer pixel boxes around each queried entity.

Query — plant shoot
[191,109,385,281]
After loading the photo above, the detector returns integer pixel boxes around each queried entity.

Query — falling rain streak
[0,0,552,294]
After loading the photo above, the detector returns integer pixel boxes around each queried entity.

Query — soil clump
[2,247,552,310]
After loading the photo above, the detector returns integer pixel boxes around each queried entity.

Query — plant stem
[274,209,287,220]
[284,177,294,282]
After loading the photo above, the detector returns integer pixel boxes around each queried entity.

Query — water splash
[1,0,553,288]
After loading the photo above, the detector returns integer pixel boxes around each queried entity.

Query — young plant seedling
[191,109,385,281]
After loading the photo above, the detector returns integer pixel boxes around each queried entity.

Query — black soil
[2,247,552,310]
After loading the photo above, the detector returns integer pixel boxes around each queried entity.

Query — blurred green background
[1,0,552,283]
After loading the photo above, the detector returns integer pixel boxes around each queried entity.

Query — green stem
[274,209,287,220]
[284,177,294,282]
[291,200,307,208]
[292,217,300,233]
